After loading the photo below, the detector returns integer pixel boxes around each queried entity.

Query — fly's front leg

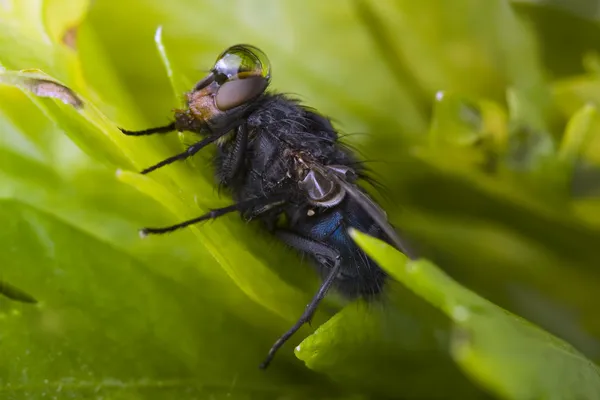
[120,111,239,174]
[119,110,205,137]
[220,123,249,185]
[139,133,224,174]
[120,122,176,136]
[259,230,341,369]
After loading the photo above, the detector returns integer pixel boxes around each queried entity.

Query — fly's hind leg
[259,230,341,369]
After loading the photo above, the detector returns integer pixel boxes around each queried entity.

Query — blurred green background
[2,0,600,399]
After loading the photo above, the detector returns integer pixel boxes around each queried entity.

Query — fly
[120,44,413,369]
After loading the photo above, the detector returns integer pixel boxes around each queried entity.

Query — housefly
[121,44,413,369]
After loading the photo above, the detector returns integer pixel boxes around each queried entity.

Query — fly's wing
[315,164,417,259]
[310,163,417,259]
[337,179,416,259]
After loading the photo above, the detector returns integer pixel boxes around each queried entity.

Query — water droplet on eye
[435,90,445,101]
[452,305,470,322]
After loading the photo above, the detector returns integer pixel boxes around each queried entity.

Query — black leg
[120,123,176,136]
[259,231,341,369]
[221,124,249,184]
[141,133,224,174]
[0,280,37,303]
[140,195,287,236]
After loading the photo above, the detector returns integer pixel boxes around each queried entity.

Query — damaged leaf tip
[26,78,83,109]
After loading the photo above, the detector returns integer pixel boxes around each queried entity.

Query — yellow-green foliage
[2,1,600,399]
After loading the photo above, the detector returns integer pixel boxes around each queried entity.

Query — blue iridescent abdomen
[291,197,388,298]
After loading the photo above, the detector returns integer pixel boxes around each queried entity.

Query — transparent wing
[337,178,416,259]
[315,163,417,259]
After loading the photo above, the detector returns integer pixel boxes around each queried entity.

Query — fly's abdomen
[295,200,388,299]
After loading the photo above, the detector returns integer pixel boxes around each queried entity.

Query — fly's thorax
[299,169,346,207]
[288,150,358,208]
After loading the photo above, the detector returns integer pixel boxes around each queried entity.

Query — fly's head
[180,44,271,133]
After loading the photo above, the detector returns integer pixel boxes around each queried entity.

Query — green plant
[2,1,600,399]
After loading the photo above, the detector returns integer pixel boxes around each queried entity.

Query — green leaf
[0,86,336,398]
[350,229,600,400]
[294,281,489,399]
[360,0,548,104]
[512,2,600,80]
[559,103,597,165]
[86,0,427,137]
[504,87,555,171]
[153,25,191,107]
[429,91,483,148]
[511,0,600,22]
[0,199,332,399]
[3,0,600,399]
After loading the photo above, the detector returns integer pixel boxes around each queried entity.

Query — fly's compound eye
[213,44,271,111]
[215,77,268,111]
